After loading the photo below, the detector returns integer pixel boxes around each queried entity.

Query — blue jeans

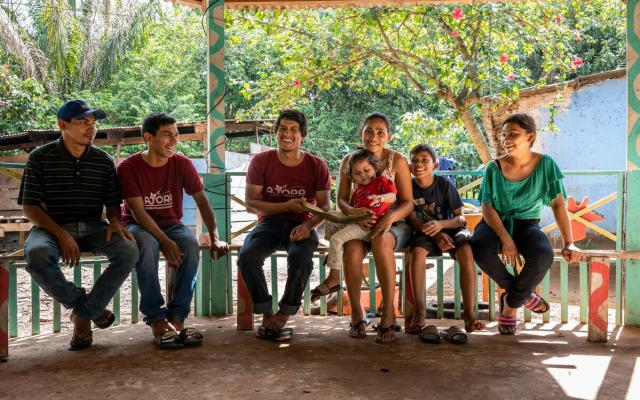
[471,219,554,308]
[24,221,138,320]
[237,220,318,315]
[128,224,199,325]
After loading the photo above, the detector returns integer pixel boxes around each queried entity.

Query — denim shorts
[362,220,411,251]
[409,227,472,257]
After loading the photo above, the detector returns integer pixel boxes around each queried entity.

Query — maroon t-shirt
[118,153,204,228]
[246,150,331,223]
[350,175,397,217]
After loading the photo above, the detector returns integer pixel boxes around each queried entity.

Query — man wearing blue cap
[18,100,138,350]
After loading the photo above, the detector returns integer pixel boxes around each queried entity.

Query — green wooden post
[542,271,551,323]
[271,256,279,312]
[579,261,588,324]
[74,265,81,287]
[453,261,461,319]
[113,289,120,326]
[616,173,624,325]
[53,300,61,332]
[560,261,569,323]
[9,264,17,338]
[319,255,327,316]
[195,262,204,317]
[131,271,139,324]
[303,280,311,316]
[337,269,344,316]
[400,253,406,316]
[368,256,376,314]
[31,278,39,335]
[436,259,443,319]
[203,174,231,315]
[206,0,229,316]
[625,0,640,325]
[488,278,496,321]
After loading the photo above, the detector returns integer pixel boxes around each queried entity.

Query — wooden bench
[2,248,639,361]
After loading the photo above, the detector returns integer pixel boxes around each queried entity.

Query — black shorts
[409,227,472,258]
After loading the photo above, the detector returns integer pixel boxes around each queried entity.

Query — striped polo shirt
[18,138,121,225]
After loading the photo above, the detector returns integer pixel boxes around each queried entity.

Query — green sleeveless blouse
[478,154,566,234]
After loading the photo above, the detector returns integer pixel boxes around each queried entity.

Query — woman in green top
[471,113,581,335]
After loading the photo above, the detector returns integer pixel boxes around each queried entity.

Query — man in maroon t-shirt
[238,109,331,341]
[118,112,229,349]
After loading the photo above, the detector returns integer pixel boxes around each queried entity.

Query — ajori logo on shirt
[266,184,306,197]
[144,190,173,209]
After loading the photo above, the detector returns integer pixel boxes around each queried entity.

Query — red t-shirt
[350,175,397,217]
[118,153,204,228]
[246,150,331,223]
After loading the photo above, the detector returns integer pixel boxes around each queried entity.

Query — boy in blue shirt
[406,144,484,343]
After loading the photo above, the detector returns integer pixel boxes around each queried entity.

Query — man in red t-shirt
[118,112,229,349]
[238,109,331,341]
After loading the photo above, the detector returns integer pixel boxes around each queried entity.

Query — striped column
[588,257,610,342]
[625,0,640,325]
[1,261,9,361]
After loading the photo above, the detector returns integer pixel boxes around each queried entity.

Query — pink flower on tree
[451,30,459,38]
[452,8,464,20]
[555,14,562,24]
[571,57,584,69]
[293,80,301,87]
[499,54,509,63]
[507,73,516,81]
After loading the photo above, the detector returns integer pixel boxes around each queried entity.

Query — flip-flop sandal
[498,292,517,335]
[523,292,550,314]
[154,329,184,349]
[419,325,441,344]
[375,324,397,344]
[440,326,468,345]
[372,322,402,332]
[68,333,93,351]
[349,320,369,338]
[310,283,341,302]
[179,327,203,345]
[93,309,115,329]
[256,326,294,342]
[405,323,426,335]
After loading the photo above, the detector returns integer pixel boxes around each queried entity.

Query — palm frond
[0,7,56,93]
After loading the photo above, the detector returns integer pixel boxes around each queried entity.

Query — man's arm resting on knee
[124,197,183,267]
[105,205,134,242]
[289,190,330,241]
[192,190,229,260]
[22,204,80,266]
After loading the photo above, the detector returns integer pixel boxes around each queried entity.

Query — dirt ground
[3,315,640,400]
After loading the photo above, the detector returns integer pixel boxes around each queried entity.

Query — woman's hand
[562,243,582,263]
[350,207,376,229]
[500,236,521,268]
[370,213,393,239]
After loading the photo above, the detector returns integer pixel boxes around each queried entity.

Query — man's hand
[434,232,455,252]
[286,198,308,214]
[290,224,311,241]
[106,221,135,242]
[56,229,81,266]
[210,239,230,260]
[160,238,184,268]
[421,220,444,237]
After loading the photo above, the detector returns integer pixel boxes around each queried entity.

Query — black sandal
[256,326,294,341]
[375,323,397,344]
[440,326,468,345]
[93,309,115,329]
[419,325,441,344]
[349,320,369,338]
[179,327,203,345]
[154,329,184,349]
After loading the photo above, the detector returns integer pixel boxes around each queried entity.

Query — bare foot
[464,317,486,333]
[406,308,426,334]
[151,319,175,337]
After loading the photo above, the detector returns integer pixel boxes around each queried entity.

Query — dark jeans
[471,219,554,308]
[237,220,318,315]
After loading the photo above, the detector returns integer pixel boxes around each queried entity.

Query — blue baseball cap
[57,100,107,121]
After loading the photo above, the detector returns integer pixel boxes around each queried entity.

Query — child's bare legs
[409,247,428,331]
[455,243,485,332]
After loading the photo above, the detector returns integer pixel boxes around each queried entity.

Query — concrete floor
[2,316,640,400]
